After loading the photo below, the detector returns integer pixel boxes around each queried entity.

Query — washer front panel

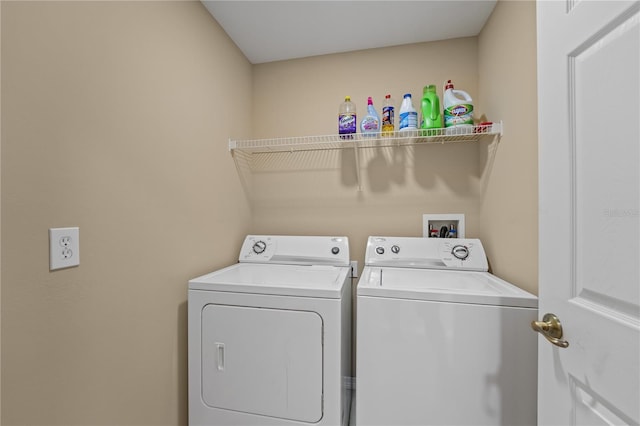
[356,294,537,425]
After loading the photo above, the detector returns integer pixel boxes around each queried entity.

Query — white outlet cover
[49,227,80,270]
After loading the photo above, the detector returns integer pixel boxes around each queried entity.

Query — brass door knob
[531,313,569,348]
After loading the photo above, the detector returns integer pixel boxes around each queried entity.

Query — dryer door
[201,304,323,422]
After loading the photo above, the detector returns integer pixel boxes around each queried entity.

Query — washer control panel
[252,240,268,254]
[365,236,488,271]
[240,236,277,262]
[239,235,350,266]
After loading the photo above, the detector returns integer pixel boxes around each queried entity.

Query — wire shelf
[229,122,502,154]
[228,122,502,193]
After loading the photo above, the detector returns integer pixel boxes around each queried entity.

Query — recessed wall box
[423,214,465,238]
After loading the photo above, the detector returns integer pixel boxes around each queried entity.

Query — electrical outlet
[350,260,358,278]
[49,227,80,270]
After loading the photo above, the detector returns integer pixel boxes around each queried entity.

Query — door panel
[537,1,640,424]
[573,5,639,315]
[201,305,323,423]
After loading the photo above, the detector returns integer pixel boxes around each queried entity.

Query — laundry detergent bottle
[443,80,474,134]
[420,85,442,135]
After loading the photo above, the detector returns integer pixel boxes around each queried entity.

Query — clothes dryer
[189,235,351,426]
[356,236,538,426]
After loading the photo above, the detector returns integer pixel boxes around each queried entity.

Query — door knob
[531,313,569,348]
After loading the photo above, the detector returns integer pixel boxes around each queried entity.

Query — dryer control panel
[365,236,489,271]
[239,235,350,266]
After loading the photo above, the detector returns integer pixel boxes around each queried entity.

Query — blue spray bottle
[360,97,380,137]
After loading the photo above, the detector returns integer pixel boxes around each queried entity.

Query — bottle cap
[444,80,454,90]
[385,94,391,99]
[404,93,411,98]
[345,96,351,101]
[367,96,373,105]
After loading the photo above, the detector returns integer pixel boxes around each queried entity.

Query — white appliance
[356,236,538,426]
[189,235,352,426]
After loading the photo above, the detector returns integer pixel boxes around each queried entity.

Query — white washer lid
[357,267,537,308]
[189,263,349,299]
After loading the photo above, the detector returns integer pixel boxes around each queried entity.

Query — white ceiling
[202,1,498,64]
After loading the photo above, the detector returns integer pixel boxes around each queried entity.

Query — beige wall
[1,1,538,425]
[251,38,485,265]
[477,0,538,294]
[1,2,251,425]
[250,5,538,294]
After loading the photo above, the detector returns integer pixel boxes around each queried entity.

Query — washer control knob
[252,240,267,254]
[376,246,385,255]
[451,245,469,260]
[331,246,340,255]
[391,245,400,254]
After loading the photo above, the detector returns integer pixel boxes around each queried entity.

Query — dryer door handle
[215,342,225,371]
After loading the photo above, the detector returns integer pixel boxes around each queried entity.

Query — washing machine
[356,236,538,426]
[188,235,352,426]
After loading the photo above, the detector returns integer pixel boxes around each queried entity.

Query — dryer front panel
[201,304,323,423]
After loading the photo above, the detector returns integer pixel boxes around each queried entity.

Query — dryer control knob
[391,245,400,254]
[451,244,469,260]
[331,247,340,255]
[252,240,267,254]
[376,246,385,255]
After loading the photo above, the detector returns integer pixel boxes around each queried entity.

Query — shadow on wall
[364,145,407,192]
[357,142,493,195]
[232,139,497,202]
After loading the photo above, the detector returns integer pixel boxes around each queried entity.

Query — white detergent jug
[443,80,474,134]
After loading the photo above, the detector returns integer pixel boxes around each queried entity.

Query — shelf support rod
[354,141,363,192]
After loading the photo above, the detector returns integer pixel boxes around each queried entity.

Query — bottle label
[444,104,474,127]
[382,106,394,126]
[339,113,356,134]
[361,116,379,133]
[399,111,418,130]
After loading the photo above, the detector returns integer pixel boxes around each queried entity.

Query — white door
[537,1,639,425]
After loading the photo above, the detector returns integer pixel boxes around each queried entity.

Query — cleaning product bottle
[338,96,357,139]
[420,85,442,136]
[360,97,380,137]
[443,80,474,134]
[381,94,395,137]
[398,93,418,132]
